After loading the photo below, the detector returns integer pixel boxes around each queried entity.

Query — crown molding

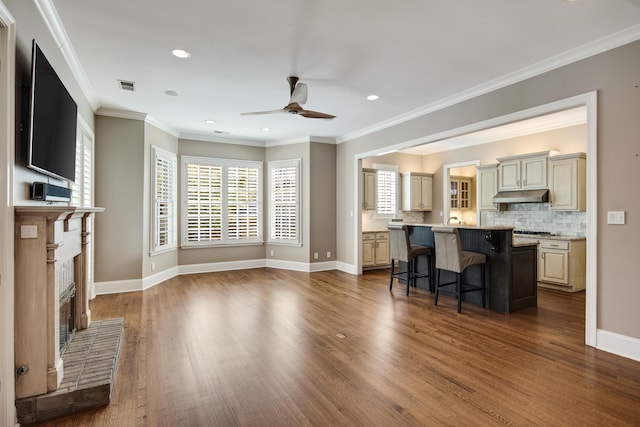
[337,23,640,144]
[178,132,267,147]
[96,107,147,121]
[35,0,99,111]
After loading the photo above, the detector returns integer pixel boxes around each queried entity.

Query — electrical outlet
[270,250,274,257]
[314,252,319,259]
[607,211,625,225]
[327,251,331,259]
[151,262,156,271]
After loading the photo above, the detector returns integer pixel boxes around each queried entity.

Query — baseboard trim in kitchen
[596,329,640,362]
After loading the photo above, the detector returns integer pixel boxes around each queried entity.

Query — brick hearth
[16,318,124,424]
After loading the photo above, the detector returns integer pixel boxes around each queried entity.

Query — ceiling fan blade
[289,83,308,105]
[240,108,287,116]
[298,109,336,119]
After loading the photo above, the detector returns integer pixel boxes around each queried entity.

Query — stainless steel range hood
[492,189,549,204]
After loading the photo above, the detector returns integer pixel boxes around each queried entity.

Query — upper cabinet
[496,151,549,191]
[450,176,473,211]
[401,172,433,211]
[362,168,377,210]
[549,153,586,211]
[477,164,499,211]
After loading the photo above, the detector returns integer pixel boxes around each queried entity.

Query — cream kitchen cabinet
[548,153,586,211]
[497,151,549,191]
[363,231,390,269]
[538,238,586,292]
[362,168,377,210]
[477,164,499,211]
[401,172,433,211]
[450,176,473,210]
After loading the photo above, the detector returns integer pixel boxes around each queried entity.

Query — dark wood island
[402,224,537,313]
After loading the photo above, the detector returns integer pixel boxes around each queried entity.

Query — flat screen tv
[27,40,78,182]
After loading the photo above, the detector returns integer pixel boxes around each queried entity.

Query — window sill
[180,241,264,249]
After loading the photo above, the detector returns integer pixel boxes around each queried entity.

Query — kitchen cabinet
[401,172,433,211]
[497,151,549,191]
[450,176,473,210]
[548,153,586,211]
[363,231,390,269]
[362,168,377,210]
[477,164,499,211]
[538,238,586,292]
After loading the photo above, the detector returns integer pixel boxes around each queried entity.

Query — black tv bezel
[27,40,78,183]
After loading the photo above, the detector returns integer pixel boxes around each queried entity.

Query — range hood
[492,189,549,204]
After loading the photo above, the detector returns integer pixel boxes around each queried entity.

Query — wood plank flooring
[33,268,640,426]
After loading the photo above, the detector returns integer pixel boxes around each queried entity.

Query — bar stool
[388,224,433,296]
[432,226,486,313]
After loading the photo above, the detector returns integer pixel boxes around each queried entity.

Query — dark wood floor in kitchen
[33,268,640,426]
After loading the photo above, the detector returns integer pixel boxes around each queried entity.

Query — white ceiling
[49,0,640,144]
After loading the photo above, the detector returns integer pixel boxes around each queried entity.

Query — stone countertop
[362,228,390,233]
[513,235,586,242]
[399,223,514,231]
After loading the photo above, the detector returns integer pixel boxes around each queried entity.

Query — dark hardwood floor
[33,268,640,426]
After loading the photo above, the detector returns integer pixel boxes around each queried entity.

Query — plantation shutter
[376,168,397,215]
[152,146,177,253]
[269,159,301,245]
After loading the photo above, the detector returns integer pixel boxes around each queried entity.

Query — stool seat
[432,226,487,313]
[388,224,433,295]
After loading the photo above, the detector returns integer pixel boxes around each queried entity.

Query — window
[151,146,177,254]
[71,129,93,207]
[373,163,398,216]
[182,156,262,247]
[268,159,301,246]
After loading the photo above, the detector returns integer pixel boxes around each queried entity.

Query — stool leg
[481,264,486,308]
[406,260,411,296]
[389,259,395,291]
[434,269,440,306]
[456,272,462,313]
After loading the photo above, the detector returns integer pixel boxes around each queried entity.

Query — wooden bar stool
[388,224,433,296]
[432,226,486,313]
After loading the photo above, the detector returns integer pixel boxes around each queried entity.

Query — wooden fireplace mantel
[14,206,104,399]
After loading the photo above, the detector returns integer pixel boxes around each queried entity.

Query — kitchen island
[402,224,537,313]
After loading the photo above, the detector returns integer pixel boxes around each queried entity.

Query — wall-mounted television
[27,40,78,183]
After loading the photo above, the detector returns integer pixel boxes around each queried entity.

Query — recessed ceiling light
[164,90,179,96]
[171,49,191,59]
[262,127,271,132]
[205,119,216,124]
[367,94,380,101]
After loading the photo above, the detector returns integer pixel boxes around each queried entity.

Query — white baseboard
[94,279,143,295]
[142,266,180,290]
[596,329,640,362]
[309,261,337,272]
[179,259,267,275]
[335,261,357,275]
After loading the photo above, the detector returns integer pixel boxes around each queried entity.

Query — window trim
[151,146,178,255]
[181,155,263,248]
[268,158,302,247]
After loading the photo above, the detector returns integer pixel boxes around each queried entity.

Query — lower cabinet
[538,239,586,292]
[363,231,390,270]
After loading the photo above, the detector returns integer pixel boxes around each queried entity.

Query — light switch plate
[20,225,38,239]
[607,211,625,225]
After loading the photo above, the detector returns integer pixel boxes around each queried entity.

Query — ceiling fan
[241,76,336,119]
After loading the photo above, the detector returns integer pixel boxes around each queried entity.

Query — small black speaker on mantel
[31,182,72,202]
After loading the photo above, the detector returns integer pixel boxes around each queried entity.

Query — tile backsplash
[486,203,586,236]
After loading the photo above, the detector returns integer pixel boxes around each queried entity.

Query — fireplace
[14,206,103,399]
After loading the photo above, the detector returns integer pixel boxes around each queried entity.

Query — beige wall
[310,142,336,263]
[94,116,145,281]
[337,40,640,339]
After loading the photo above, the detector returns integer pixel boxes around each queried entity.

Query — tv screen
[27,40,78,182]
